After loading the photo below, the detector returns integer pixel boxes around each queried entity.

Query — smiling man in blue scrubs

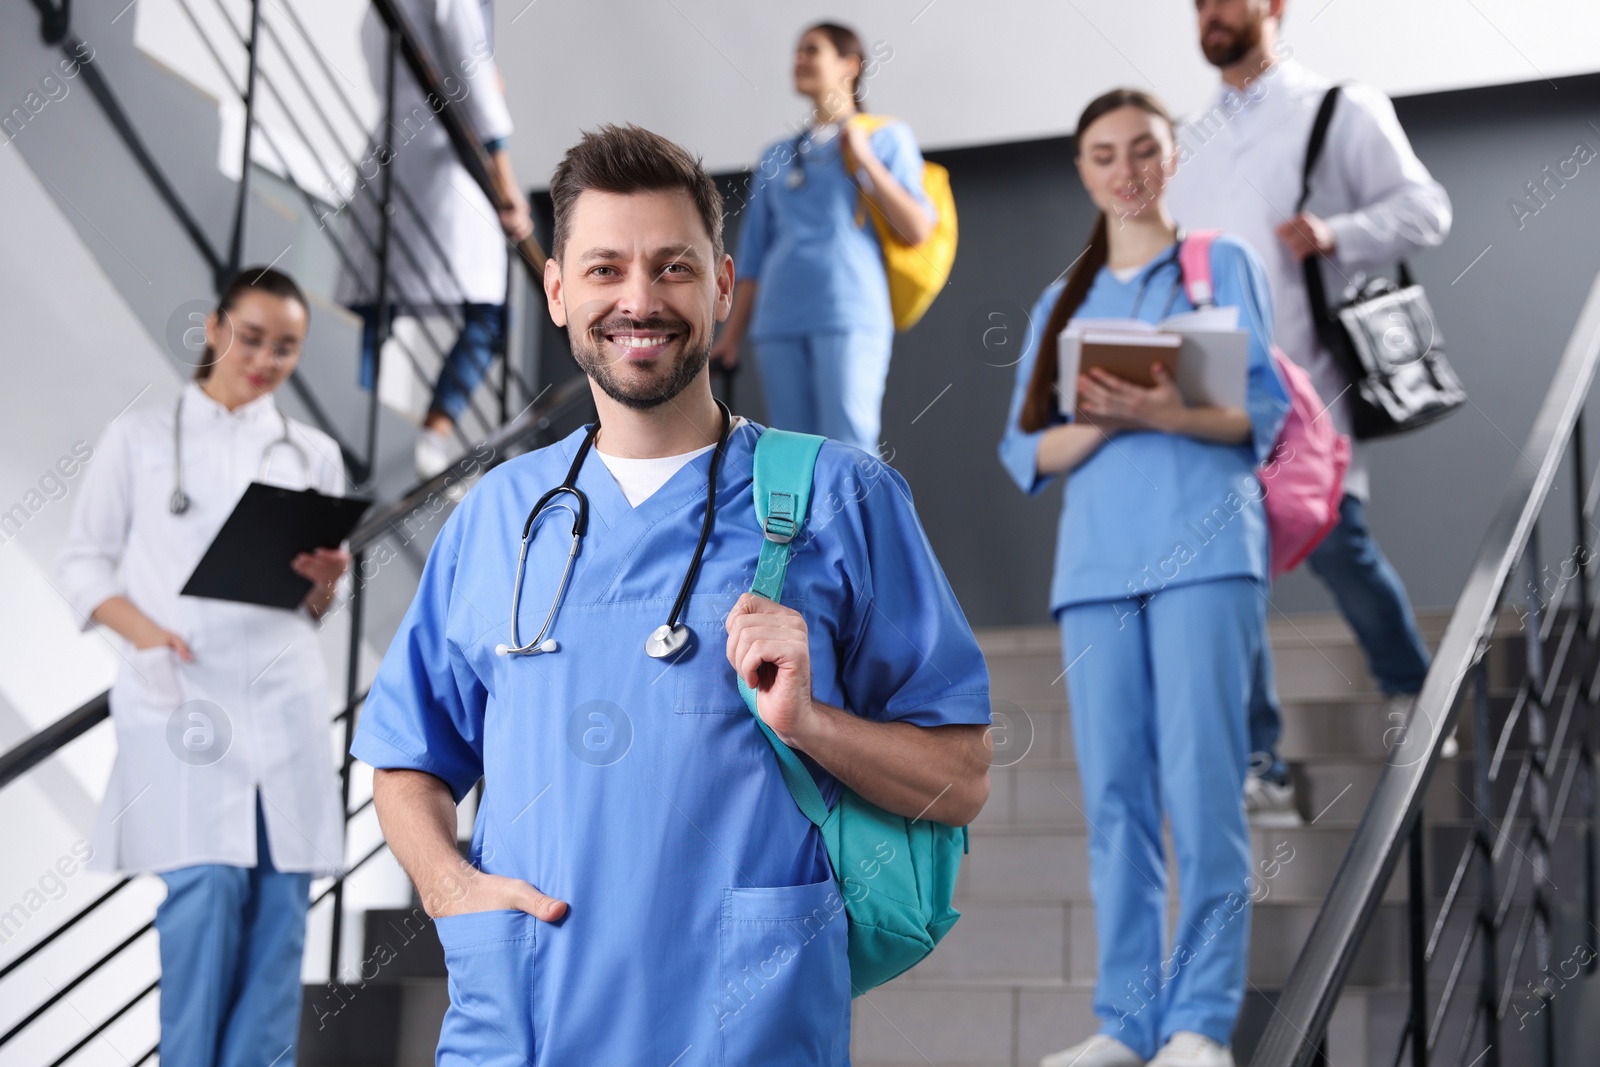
[351,123,991,1065]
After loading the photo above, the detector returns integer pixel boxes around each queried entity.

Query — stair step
[983,754,1501,829]
[850,978,1414,1067]
[958,821,1489,906]
[898,898,1432,989]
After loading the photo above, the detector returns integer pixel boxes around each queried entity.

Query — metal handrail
[170,0,511,450]
[1251,273,1600,1066]
[367,0,546,274]
[0,691,108,791]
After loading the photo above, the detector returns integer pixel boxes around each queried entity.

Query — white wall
[130,0,1600,193]
[491,0,1600,179]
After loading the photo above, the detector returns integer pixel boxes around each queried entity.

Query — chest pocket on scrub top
[672,594,806,715]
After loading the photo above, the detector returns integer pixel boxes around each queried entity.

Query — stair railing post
[329,22,401,987]
[226,0,263,281]
[1520,536,1556,1067]
[364,29,400,480]
[1472,656,1501,1067]
[1408,814,1429,1066]
[1573,413,1591,628]
[498,255,512,427]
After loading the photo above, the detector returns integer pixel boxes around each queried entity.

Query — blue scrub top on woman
[351,421,990,1064]
[998,234,1290,611]
[735,120,933,454]
[738,120,932,340]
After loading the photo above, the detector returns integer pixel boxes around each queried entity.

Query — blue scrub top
[736,120,933,341]
[997,234,1290,614]
[351,421,989,1063]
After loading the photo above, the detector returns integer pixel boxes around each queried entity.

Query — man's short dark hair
[549,124,725,263]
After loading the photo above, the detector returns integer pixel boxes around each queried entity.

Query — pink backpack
[1178,231,1350,578]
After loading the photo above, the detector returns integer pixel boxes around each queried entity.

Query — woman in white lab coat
[57,268,351,1066]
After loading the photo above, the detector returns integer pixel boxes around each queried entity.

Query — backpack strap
[846,113,894,228]
[737,429,831,828]
[1177,229,1221,308]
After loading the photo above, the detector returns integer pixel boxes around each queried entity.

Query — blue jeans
[1250,494,1432,781]
[155,797,312,1067]
[353,302,505,423]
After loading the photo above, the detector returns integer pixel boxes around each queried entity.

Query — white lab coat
[334,0,515,309]
[1166,59,1452,499]
[57,383,347,876]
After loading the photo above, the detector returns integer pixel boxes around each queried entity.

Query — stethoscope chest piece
[645,622,691,660]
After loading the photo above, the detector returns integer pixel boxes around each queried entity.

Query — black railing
[1251,273,1600,1066]
[5,5,584,1059]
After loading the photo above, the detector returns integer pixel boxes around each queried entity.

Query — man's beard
[569,317,709,411]
[1200,17,1261,68]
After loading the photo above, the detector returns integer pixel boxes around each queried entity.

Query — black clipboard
[180,482,371,610]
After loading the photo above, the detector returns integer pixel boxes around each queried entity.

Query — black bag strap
[1299,86,1352,366]
[1296,86,1341,214]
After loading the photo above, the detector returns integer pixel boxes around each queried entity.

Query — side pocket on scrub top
[715,875,850,1066]
[433,909,538,1067]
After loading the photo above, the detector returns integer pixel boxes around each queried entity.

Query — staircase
[853,614,1443,1067]
[290,609,1546,1067]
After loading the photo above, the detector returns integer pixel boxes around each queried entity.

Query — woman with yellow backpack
[710,21,956,456]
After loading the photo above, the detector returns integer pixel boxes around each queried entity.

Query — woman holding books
[997,89,1288,1067]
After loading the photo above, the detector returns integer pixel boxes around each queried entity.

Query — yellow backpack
[843,114,957,332]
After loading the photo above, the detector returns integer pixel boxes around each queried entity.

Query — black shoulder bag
[1299,86,1465,439]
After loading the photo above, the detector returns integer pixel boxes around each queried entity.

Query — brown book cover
[1073,333,1182,426]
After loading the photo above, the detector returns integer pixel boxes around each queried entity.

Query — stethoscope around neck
[495,400,735,661]
[169,389,310,515]
[1123,234,1188,321]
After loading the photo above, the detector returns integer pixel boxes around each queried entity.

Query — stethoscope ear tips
[494,639,559,657]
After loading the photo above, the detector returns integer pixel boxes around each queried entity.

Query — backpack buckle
[763,491,798,543]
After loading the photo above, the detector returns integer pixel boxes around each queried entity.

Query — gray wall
[534,73,1600,629]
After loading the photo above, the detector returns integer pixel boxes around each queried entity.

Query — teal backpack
[734,428,968,995]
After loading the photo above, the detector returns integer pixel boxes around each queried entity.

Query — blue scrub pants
[353,302,505,423]
[1059,577,1260,1057]
[154,797,311,1067]
[755,328,894,455]
[1248,495,1432,782]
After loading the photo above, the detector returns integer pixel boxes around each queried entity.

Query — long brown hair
[195,267,309,381]
[1018,88,1175,432]
[804,22,868,113]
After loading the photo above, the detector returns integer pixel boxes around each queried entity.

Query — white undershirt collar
[594,416,747,507]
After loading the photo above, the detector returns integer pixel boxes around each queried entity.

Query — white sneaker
[414,427,454,480]
[1440,723,1460,759]
[1041,1033,1146,1067]
[1244,773,1301,827]
[1150,1031,1233,1066]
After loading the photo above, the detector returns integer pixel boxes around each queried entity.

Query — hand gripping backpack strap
[736,429,830,828]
